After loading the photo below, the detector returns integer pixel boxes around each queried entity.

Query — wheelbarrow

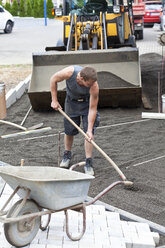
[0,165,132,247]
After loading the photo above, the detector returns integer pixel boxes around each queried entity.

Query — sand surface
[0,53,165,245]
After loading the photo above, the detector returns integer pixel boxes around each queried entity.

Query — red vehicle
[143,1,162,27]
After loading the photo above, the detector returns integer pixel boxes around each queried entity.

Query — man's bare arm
[50,66,74,110]
[87,81,99,139]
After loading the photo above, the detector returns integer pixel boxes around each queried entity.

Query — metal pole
[44,0,47,26]
[58,131,61,167]
[158,72,161,113]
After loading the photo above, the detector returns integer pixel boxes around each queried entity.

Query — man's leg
[84,138,94,175]
[60,135,73,168]
[84,138,93,158]
[60,116,80,168]
[82,113,100,176]
[84,139,94,175]
[64,134,74,151]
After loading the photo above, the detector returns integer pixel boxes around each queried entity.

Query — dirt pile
[141,53,165,111]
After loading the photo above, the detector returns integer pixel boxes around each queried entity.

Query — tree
[0,0,3,6]
[11,0,18,16]
[46,0,53,18]
[38,0,44,17]
[30,0,34,9]
[26,0,32,16]
[33,0,39,17]
[4,2,11,12]
[19,0,26,17]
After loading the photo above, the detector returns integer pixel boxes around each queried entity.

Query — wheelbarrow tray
[0,166,94,210]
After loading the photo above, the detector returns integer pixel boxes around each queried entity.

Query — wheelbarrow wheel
[4,199,41,247]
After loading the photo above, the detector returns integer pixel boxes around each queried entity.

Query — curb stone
[5,74,31,109]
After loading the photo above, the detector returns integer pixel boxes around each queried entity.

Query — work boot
[60,150,71,168]
[84,158,94,176]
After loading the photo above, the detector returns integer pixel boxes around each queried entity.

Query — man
[50,65,99,176]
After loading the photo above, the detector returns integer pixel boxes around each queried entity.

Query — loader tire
[117,14,125,44]
[125,35,136,47]
[138,30,143,40]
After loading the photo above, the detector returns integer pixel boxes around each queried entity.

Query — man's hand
[51,100,62,111]
[85,130,94,143]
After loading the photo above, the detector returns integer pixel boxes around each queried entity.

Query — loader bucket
[28,48,141,111]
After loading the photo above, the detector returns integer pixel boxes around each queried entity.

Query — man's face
[76,72,94,87]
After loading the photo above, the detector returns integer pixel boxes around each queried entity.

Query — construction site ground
[1,19,165,246]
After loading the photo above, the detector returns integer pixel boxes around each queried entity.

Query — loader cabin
[28,0,141,111]
[52,0,136,49]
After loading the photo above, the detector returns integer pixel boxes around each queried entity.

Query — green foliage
[26,0,32,16]
[38,0,44,17]
[19,0,26,16]
[1,0,55,18]
[11,0,18,16]
[30,0,34,9]
[76,0,84,8]
[4,2,11,12]
[0,0,3,6]
[46,0,53,18]
[33,0,39,17]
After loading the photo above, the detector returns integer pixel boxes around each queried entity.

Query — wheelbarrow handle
[85,180,133,206]
[58,108,127,181]
[69,161,86,171]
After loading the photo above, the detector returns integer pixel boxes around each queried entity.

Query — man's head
[77,66,97,87]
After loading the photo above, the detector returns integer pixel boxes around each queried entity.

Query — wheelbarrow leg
[65,204,86,241]
[0,186,20,216]
[40,213,51,231]
[11,187,31,218]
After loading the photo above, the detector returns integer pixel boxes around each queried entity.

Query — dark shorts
[64,112,100,136]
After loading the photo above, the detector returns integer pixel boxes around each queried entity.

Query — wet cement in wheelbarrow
[1,53,165,245]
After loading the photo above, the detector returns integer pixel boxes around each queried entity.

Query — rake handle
[0,120,27,131]
[58,108,126,181]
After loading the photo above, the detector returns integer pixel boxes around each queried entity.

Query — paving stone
[106,211,121,223]
[29,245,45,248]
[95,237,111,246]
[79,239,95,248]
[30,239,39,244]
[35,229,48,240]
[46,245,61,248]
[132,237,155,248]
[124,237,133,248]
[63,239,79,248]
[47,230,65,241]
[151,232,160,245]
[79,231,94,241]
[0,182,160,248]
[102,245,112,248]
[108,221,124,238]
[94,230,109,240]
[110,236,126,248]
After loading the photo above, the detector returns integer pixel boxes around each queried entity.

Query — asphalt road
[0,18,164,65]
[0,17,63,65]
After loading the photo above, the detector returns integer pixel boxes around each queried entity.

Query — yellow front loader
[28,0,141,111]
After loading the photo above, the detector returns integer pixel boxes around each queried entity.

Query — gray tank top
[65,65,90,117]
